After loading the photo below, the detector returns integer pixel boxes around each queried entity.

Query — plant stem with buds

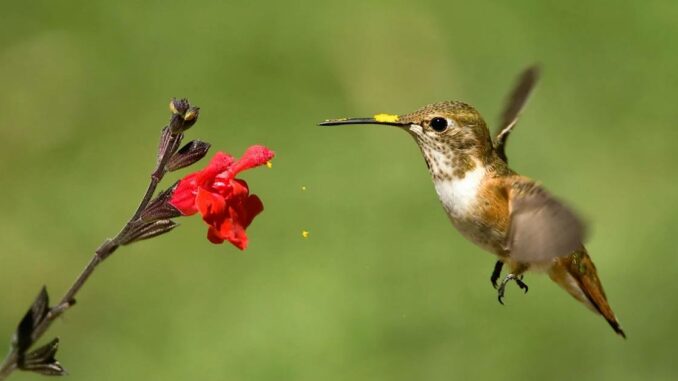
[0,130,183,380]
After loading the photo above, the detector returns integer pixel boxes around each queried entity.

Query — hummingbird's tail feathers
[548,248,626,338]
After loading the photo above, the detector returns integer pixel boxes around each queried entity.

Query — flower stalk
[0,99,205,379]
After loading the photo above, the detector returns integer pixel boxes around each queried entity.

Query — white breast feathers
[433,164,486,220]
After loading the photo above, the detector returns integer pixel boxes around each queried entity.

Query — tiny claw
[517,280,529,294]
[495,273,528,304]
[497,283,508,305]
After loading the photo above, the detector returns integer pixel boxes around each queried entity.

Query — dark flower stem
[0,131,182,380]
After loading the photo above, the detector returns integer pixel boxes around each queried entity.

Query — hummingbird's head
[320,101,495,179]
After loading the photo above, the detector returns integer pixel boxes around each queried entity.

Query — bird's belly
[434,171,507,254]
[447,213,505,253]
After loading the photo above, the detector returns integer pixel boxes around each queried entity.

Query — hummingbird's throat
[406,124,486,181]
[418,142,479,181]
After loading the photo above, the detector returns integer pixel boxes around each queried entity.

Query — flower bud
[169,98,190,115]
[166,140,211,172]
[184,107,199,122]
[168,98,200,134]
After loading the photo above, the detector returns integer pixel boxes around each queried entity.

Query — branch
[0,99,202,379]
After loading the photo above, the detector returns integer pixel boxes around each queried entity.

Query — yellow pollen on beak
[373,113,399,123]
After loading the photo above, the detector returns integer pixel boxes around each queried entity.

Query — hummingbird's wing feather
[505,181,586,263]
[495,66,540,162]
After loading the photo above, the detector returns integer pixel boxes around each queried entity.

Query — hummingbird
[320,66,625,338]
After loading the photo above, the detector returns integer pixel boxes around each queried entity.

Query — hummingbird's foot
[490,261,504,289]
[497,273,529,305]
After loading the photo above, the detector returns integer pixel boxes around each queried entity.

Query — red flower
[170,145,274,249]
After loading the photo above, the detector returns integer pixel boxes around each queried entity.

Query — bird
[319,66,625,338]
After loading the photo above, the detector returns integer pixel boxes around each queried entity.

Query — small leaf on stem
[19,338,66,376]
[13,287,50,354]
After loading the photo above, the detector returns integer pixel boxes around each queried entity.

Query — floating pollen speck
[301,230,310,239]
[266,161,273,168]
[301,186,307,191]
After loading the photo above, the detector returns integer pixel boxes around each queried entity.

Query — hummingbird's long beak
[318,113,407,127]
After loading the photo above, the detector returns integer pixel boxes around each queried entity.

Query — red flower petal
[200,151,235,180]
[241,194,264,228]
[170,152,235,215]
[196,187,226,223]
[207,226,225,244]
[230,179,250,198]
[230,145,275,174]
[170,173,200,215]
[217,217,248,250]
[196,188,232,245]
[195,188,250,249]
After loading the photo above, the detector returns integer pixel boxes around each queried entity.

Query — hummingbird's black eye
[430,117,448,132]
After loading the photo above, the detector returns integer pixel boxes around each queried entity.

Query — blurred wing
[506,181,586,263]
[495,65,540,162]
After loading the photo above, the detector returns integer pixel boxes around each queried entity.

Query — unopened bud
[168,98,200,134]
[169,114,186,134]
[167,140,211,171]
[184,107,199,122]
[169,98,190,115]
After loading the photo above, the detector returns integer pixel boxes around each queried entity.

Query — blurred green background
[1,0,677,380]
